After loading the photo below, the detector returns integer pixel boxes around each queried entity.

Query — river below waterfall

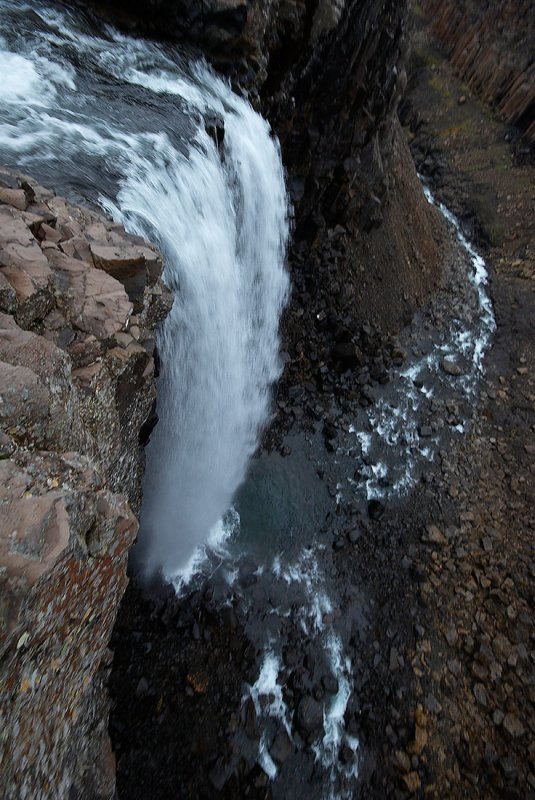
[0,2,496,799]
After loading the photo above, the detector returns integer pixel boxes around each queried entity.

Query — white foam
[0,51,42,104]
[258,733,278,780]
[313,631,359,799]
[169,507,240,593]
[123,68,212,112]
[348,178,496,504]
[248,650,292,738]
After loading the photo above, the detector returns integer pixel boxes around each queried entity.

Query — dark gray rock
[296,696,323,737]
[270,729,294,765]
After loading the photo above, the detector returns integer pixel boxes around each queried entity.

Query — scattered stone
[444,627,458,646]
[407,724,428,755]
[402,771,421,793]
[393,750,411,773]
[368,499,384,520]
[473,683,487,707]
[322,674,339,695]
[296,696,323,737]
[422,524,447,545]
[424,693,442,714]
[347,527,361,544]
[270,730,294,765]
[493,709,505,726]
[441,358,463,376]
[503,713,524,739]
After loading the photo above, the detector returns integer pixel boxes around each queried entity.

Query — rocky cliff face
[0,168,171,799]
[267,0,442,335]
[96,0,442,333]
[419,0,535,142]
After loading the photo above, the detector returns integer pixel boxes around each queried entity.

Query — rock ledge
[0,167,172,800]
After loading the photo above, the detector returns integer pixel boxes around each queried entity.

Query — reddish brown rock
[0,168,172,800]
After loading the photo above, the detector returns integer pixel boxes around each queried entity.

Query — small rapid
[0,0,289,579]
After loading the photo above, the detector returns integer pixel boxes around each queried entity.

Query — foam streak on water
[0,0,289,579]
[241,549,359,798]
[343,180,496,502]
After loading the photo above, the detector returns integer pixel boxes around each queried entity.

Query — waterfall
[0,0,289,579]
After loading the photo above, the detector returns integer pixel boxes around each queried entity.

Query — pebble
[422,524,447,545]
[503,713,524,739]
[441,358,463,376]
[473,683,487,706]
[492,709,504,726]
[444,627,458,646]
[424,693,442,714]
[407,724,427,755]
[393,750,411,773]
[270,729,294,765]
[402,771,421,792]
[322,674,339,694]
[296,696,323,736]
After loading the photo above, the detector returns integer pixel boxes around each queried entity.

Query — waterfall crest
[0,0,289,578]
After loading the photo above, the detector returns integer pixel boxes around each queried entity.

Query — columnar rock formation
[420,0,535,141]
[267,0,442,332]
[0,169,171,799]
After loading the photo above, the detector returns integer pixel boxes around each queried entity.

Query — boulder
[296,696,324,737]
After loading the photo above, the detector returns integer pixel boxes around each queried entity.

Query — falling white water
[0,1,289,579]
[121,72,290,579]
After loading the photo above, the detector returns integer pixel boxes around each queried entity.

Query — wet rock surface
[0,168,171,800]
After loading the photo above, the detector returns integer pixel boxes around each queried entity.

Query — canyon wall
[0,2,446,796]
[266,0,442,334]
[0,169,171,799]
[96,0,443,333]
[420,0,535,141]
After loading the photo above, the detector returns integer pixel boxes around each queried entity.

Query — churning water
[0,0,289,579]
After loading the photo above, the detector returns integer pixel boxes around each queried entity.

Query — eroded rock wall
[269,0,443,334]
[420,0,535,141]
[0,169,171,799]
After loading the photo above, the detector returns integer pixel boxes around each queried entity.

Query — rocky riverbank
[0,168,171,799]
